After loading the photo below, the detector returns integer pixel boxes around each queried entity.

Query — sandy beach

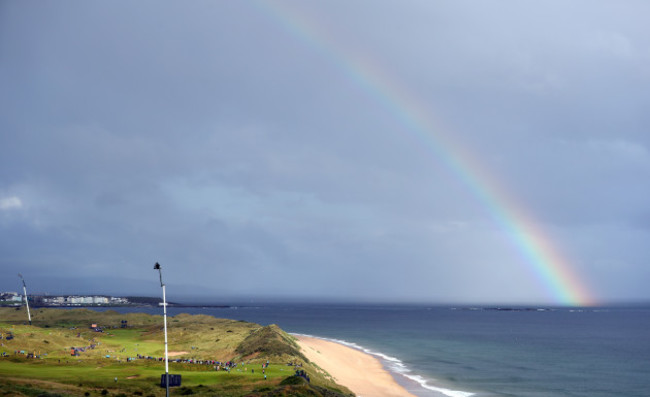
[295,335,418,397]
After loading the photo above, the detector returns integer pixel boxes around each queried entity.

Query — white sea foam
[292,333,475,397]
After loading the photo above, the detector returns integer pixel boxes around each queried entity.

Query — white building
[0,292,23,302]
[110,296,128,304]
[42,296,65,304]
[92,296,109,304]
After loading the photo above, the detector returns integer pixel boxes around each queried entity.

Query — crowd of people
[127,354,241,370]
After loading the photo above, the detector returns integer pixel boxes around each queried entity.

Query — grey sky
[1,1,649,305]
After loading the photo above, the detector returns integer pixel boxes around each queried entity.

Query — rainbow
[253,1,596,306]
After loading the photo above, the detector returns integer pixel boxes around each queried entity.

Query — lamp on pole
[17,274,32,325]
[154,262,170,397]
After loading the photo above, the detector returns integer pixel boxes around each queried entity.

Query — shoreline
[295,334,476,397]
[295,334,423,397]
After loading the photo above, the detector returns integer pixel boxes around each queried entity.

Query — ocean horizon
[86,302,650,397]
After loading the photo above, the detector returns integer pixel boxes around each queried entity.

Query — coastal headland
[0,307,416,397]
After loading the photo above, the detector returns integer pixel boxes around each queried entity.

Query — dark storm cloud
[1,1,649,304]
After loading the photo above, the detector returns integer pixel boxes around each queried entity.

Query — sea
[90,303,650,397]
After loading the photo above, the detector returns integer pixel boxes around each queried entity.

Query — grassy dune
[0,308,352,397]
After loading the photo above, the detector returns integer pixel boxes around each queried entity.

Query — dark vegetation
[122,297,165,306]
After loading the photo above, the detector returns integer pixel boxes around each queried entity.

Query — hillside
[0,308,353,397]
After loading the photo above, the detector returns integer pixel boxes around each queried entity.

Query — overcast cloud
[1,1,649,305]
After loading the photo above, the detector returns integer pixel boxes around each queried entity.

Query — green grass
[0,308,353,397]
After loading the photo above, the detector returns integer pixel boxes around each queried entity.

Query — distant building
[110,297,128,304]
[1,292,148,307]
[33,295,116,305]
[0,292,23,302]
[42,296,65,304]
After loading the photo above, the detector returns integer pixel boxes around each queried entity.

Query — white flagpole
[154,263,170,397]
[18,274,31,325]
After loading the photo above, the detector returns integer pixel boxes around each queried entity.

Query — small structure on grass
[160,374,182,388]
